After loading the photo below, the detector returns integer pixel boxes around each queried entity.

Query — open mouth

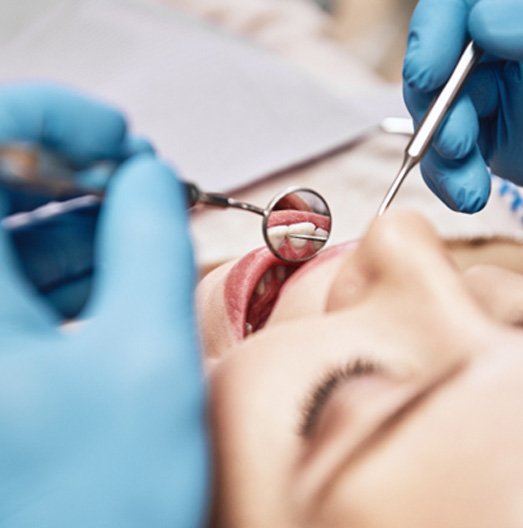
[223,236,359,340]
[224,210,332,339]
[224,247,300,339]
[245,260,297,335]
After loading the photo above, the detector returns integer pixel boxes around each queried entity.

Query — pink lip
[224,247,286,339]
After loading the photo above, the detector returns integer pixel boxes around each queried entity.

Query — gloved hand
[0,154,209,527]
[403,0,523,212]
[0,82,153,317]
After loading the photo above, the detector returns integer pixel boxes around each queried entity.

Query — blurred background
[314,0,417,81]
[1,0,417,83]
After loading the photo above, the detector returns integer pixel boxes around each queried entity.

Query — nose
[325,209,468,313]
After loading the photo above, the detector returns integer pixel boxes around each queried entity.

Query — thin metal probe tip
[286,233,329,242]
[377,157,414,216]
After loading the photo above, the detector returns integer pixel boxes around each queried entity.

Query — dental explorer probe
[377,42,483,216]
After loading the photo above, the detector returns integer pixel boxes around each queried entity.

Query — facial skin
[197,210,523,528]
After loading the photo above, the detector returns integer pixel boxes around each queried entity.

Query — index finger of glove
[0,83,132,168]
[403,0,474,93]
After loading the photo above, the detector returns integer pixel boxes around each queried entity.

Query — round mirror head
[263,188,332,263]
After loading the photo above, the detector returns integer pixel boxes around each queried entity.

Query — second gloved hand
[403,0,523,212]
[0,154,209,527]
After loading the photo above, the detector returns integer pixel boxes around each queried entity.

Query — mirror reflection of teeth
[288,222,315,248]
[267,225,288,250]
[313,228,328,250]
[267,222,326,250]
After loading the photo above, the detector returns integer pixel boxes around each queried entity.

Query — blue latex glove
[403,0,523,212]
[0,82,153,317]
[0,154,209,527]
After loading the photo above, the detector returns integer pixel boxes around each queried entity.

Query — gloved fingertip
[435,177,460,211]
[123,134,155,158]
[421,163,459,210]
[455,188,489,213]
[467,188,489,213]
[438,183,489,213]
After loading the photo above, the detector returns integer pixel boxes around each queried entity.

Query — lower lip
[224,247,286,339]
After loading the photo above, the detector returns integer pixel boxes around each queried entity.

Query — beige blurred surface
[334,0,417,81]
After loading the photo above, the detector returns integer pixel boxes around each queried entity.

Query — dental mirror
[263,188,331,262]
[0,147,332,264]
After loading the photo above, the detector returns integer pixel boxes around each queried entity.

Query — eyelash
[298,357,381,438]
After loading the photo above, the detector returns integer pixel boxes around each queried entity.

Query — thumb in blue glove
[0,154,209,527]
[403,0,523,212]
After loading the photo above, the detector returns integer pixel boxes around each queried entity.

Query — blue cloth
[403,0,523,212]
[0,84,209,527]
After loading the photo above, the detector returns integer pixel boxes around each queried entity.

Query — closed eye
[298,357,382,438]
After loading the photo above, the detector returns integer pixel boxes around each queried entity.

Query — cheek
[196,263,238,361]
[314,353,523,528]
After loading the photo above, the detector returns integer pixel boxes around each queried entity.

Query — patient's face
[197,210,523,528]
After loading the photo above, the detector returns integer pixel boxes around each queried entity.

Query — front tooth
[267,225,288,250]
[245,322,253,336]
[288,222,315,249]
[313,227,329,250]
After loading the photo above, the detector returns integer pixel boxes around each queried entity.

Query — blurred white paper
[0,0,400,191]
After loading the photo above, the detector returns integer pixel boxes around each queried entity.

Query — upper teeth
[313,228,329,250]
[266,225,288,250]
[267,223,327,249]
[254,265,291,297]
[247,265,293,335]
